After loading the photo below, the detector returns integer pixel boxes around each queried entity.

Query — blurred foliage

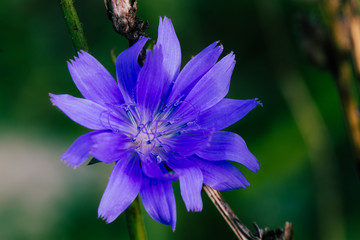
[0,0,359,239]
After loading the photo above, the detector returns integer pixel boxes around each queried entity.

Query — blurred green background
[1,0,359,239]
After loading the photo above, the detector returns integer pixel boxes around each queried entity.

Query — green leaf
[87,157,101,166]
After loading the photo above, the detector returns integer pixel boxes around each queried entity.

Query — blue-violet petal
[168,41,223,104]
[196,131,259,172]
[176,52,235,115]
[61,131,103,168]
[140,177,177,230]
[190,156,249,191]
[136,45,168,121]
[98,152,142,223]
[91,132,134,163]
[198,98,260,131]
[68,50,123,105]
[116,37,149,103]
[157,16,181,83]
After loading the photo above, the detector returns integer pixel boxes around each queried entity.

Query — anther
[178,123,188,128]
[187,121,196,126]
[173,131,181,137]
[156,156,162,163]
[173,98,183,107]
[126,109,137,125]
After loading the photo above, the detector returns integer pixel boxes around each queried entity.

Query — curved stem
[59,0,89,52]
[203,186,293,240]
[125,196,147,240]
[58,1,146,239]
[203,185,255,240]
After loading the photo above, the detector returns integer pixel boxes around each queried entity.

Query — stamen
[133,105,144,123]
[126,109,137,126]
[142,124,151,141]
[160,99,182,120]
[173,131,181,137]
[99,110,121,133]
[149,119,164,141]
[147,121,152,127]
[178,123,188,128]
[187,121,196,126]
[156,155,162,163]
[134,124,146,139]
[173,100,182,107]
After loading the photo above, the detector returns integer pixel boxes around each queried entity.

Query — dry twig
[204,186,294,240]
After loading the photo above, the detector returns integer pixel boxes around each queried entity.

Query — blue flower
[50,16,260,230]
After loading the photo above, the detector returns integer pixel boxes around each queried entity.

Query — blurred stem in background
[321,0,360,174]
[256,1,346,240]
[59,1,146,240]
[348,0,360,82]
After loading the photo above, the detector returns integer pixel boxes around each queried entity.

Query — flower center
[131,123,157,153]
[117,103,199,157]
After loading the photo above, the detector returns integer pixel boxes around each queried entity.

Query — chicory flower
[50,16,260,230]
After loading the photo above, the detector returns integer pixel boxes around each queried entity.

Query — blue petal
[140,176,176,230]
[175,53,235,116]
[161,129,212,156]
[50,93,110,130]
[49,94,132,131]
[167,158,203,212]
[196,131,259,172]
[68,50,123,105]
[116,37,149,103]
[197,98,260,130]
[98,152,142,223]
[136,45,169,121]
[168,41,223,104]
[190,156,249,191]
[177,167,203,212]
[61,131,103,168]
[91,132,134,163]
[157,16,181,82]
[139,156,178,180]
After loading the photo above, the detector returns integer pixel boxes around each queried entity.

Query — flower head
[50,16,260,230]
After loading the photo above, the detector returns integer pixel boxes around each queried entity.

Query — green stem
[59,1,146,238]
[125,196,147,240]
[59,0,89,52]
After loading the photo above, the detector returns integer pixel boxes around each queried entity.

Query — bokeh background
[1,0,360,239]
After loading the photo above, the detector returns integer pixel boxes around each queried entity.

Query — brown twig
[203,185,294,240]
[104,0,148,46]
[203,185,255,240]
